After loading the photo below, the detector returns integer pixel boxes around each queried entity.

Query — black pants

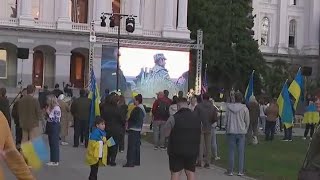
[265,121,276,141]
[107,134,119,164]
[126,130,141,166]
[284,126,293,140]
[119,131,125,152]
[15,125,22,146]
[74,119,89,147]
[304,123,315,138]
[89,159,101,180]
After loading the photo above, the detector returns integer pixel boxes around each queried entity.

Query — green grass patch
[141,133,309,180]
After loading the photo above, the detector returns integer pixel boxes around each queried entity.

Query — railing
[72,23,89,31]
[143,30,162,37]
[0,18,18,26]
[34,21,56,29]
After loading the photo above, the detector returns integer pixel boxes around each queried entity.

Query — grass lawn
[141,133,309,180]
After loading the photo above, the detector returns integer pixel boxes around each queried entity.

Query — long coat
[58,99,71,137]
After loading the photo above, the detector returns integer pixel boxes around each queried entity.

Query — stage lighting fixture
[100,15,106,27]
[125,16,135,33]
[109,15,115,28]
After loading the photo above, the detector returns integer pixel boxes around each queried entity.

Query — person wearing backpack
[152,91,171,150]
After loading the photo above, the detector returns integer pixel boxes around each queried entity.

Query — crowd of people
[0,83,320,180]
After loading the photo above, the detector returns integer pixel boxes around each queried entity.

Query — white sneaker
[154,147,158,150]
[238,173,244,176]
[215,157,221,160]
[302,137,307,140]
[310,137,313,140]
[227,172,233,176]
[61,142,69,146]
[46,162,59,166]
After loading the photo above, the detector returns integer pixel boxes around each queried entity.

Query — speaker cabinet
[17,48,29,59]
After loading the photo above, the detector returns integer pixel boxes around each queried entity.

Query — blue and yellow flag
[288,68,303,110]
[245,70,254,103]
[303,104,320,124]
[88,68,101,128]
[21,137,49,170]
[277,81,294,128]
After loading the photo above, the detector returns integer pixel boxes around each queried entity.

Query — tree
[188,0,266,95]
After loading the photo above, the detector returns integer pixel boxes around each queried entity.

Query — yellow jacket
[85,138,108,166]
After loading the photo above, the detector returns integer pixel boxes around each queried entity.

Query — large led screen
[101,46,189,98]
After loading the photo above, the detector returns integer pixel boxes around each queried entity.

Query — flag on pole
[245,70,255,103]
[277,81,294,128]
[88,68,101,128]
[288,67,303,110]
[201,64,208,94]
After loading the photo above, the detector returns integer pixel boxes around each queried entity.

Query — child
[86,118,108,180]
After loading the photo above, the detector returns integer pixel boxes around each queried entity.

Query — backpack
[156,100,170,119]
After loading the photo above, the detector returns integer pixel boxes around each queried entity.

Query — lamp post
[101,12,137,92]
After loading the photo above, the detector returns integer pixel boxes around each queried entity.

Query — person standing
[152,91,171,150]
[194,93,217,168]
[101,95,122,166]
[38,85,51,109]
[169,96,179,116]
[225,92,250,176]
[302,100,320,140]
[247,96,260,145]
[58,94,71,145]
[165,98,201,180]
[52,84,63,98]
[118,95,128,153]
[45,95,61,166]
[264,99,279,141]
[0,87,11,128]
[189,96,197,111]
[18,85,42,143]
[0,112,35,180]
[123,94,146,167]
[71,89,91,148]
[259,99,267,130]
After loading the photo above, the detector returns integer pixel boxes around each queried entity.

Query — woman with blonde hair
[58,94,71,145]
[45,94,61,166]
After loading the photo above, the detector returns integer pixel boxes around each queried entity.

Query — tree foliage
[188,0,266,95]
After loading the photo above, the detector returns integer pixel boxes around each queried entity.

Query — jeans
[89,159,100,180]
[74,119,89,147]
[227,134,245,174]
[211,127,218,158]
[284,126,293,140]
[304,124,315,138]
[153,121,166,148]
[259,116,266,129]
[265,121,276,141]
[47,122,60,163]
[199,132,211,164]
[15,125,22,146]
[126,130,141,166]
[119,129,125,151]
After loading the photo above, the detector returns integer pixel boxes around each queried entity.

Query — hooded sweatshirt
[225,103,250,134]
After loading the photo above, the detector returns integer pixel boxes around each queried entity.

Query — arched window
[289,19,297,48]
[71,0,88,23]
[112,0,121,26]
[32,0,40,20]
[261,17,270,46]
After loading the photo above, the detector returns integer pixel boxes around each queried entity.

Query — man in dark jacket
[52,84,63,98]
[165,98,201,180]
[194,93,218,168]
[71,89,91,148]
[38,85,50,109]
[0,87,11,128]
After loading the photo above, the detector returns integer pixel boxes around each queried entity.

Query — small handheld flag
[245,70,255,103]
[21,137,49,170]
[106,137,116,147]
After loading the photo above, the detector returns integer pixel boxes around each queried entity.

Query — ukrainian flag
[288,68,303,110]
[245,70,254,103]
[277,81,294,128]
[88,68,101,128]
[21,137,49,170]
[303,104,320,124]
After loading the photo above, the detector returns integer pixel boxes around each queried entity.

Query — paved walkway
[2,132,251,180]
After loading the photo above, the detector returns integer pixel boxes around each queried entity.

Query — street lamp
[101,12,137,92]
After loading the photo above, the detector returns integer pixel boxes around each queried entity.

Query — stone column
[177,0,188,31]
[306,0,320,55]
[277,0,288,54]
[163,0,174,30]
[131,0,142,34]
[57,0,72,30]
[16,51,33,86]
[19,0,34,26]
[55,52,71,87]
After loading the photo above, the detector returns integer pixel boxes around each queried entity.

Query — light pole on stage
[100,12,137,92]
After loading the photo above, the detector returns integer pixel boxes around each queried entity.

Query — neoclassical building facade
[0,0,190,90]
[252,0,320,76]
